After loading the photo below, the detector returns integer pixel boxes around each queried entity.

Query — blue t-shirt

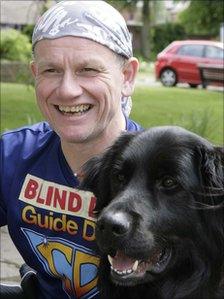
[0,120,142,299]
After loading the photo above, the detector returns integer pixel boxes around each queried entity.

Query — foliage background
[1,82,223,145]
[1,0,223,146]
[179,0,224,36]
[0,29,32,61]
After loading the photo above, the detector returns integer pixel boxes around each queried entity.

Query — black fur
[81,126,224,299]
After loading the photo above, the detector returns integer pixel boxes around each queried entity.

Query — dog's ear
[196,146,224,257]
[80,155,103,195]
[80,131,138,208]
[197,145,224,195]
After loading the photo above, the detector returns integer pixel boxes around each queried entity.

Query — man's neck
[61,115,126,174]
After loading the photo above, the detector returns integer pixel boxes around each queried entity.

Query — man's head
[31,1,139,145]
[32,0,133,59]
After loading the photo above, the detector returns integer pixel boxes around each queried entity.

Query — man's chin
[57,129,95,145]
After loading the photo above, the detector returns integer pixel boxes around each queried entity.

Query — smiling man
[0,1,141,298]
[31,36,136,171]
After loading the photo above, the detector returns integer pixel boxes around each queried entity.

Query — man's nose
[57,71,83,100]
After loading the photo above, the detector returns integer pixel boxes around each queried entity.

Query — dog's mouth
[107,248,171,285]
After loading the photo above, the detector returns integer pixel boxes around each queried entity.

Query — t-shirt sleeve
[0,137,7,226]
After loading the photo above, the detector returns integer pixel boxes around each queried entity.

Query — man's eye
[77,68,99,76]
[84,68,96,72]
[44,69,57,73]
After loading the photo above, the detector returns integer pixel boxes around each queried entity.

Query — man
[0,1,141,298]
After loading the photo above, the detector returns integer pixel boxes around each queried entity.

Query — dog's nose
[97,211,132,237]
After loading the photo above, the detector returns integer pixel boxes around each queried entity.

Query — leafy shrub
[21,24,35,42]
[1,60,34,85]
[179,1,223,36]
[0,29,32,61]
[151,23,186,54]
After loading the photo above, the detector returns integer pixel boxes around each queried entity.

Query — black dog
[81,126,224,299]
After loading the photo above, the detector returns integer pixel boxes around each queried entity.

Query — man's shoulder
[2,121,52,138]
[1,122,57,154]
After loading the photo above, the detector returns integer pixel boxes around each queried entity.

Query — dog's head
[81,126,224,291]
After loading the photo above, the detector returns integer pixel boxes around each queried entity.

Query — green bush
[151,23,186,54]
[179,1,223,36]
[21,24,35,42]
[0,29,32,61]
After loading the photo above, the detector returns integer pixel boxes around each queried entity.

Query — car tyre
[189,83,198,88]
[160,68,177,87]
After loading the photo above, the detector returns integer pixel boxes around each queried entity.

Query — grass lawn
[1,82,223,145]
[131,86,223,145]
[1,83,43,131]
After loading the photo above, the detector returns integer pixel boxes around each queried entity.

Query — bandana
[32,0,133,116]
[32,0,132,58]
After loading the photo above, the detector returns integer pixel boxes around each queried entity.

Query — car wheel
[160,69,177,87]
[189,84,198,88]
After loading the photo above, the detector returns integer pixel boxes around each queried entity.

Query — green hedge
[21,24,35,42]
[151,23,187,54]
[1,61,33,85]
[0,29,32,61]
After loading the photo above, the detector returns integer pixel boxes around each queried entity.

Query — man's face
[31,37,129,144]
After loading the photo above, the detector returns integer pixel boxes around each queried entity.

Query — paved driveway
[1,226,24,284]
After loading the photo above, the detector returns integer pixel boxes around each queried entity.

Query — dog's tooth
[122,269,133,275]
[132,260,139,272]
[110,264,134,276]
[108,255,113,266]
[123,269,132,275]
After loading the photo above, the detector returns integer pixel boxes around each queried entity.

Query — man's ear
[30,61,38,78]
[121,57,139,96]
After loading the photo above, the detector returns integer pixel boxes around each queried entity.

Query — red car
[155,40,224,87]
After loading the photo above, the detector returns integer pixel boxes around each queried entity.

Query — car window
[205,46,224,59]
[177,45,204,57]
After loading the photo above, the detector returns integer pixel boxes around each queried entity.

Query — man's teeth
[107,255,139,276]
[58,104,91,113]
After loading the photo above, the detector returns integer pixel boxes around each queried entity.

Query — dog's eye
[117,173,125,183]
[160,176,178,189]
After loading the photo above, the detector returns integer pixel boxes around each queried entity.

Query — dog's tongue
[108,250,137,271]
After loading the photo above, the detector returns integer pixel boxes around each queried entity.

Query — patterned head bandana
[32,0,132,58]
[32,0,133,116]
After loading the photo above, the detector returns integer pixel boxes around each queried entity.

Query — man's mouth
[107,248,171,284]
[56,104,92,115]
